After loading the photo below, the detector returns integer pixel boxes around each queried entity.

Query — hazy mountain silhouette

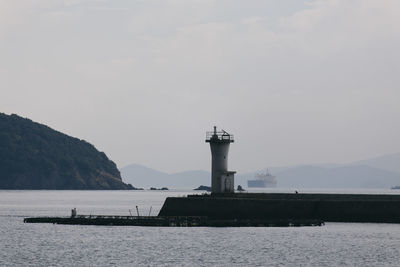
[273,165,400,188]
[120,163,209,188]
[350,153,400,173]
[122,152,400,189]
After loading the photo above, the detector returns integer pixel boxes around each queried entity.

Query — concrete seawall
[158,193,400,223]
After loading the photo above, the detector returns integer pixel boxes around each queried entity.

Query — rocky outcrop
[194,185,211,191]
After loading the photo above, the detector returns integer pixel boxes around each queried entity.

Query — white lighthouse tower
[206,126,235,194]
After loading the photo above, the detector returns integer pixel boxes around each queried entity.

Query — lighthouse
[206,126,236,194]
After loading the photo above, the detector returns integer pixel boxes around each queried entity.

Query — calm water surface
[1,190,400,266]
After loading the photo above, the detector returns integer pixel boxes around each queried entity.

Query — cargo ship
[247,169,277,188]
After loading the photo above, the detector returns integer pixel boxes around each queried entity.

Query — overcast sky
[1,0,399,173]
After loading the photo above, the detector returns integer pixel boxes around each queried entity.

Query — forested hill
[0,113,133,189]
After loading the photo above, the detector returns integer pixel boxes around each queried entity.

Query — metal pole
[136,205,140,217]
[148,206,152,216]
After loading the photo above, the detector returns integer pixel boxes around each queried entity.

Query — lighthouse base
[213,171,235,193]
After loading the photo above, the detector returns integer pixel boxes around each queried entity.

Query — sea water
[1,190,400,266]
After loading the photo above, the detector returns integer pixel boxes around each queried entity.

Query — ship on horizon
[247,169,277,188]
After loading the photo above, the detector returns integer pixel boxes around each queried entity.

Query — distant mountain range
[121,153,400,189]
[6,111,398,190]
[121,164,209,189]
[351,153,400,173]
[236,165,400,189]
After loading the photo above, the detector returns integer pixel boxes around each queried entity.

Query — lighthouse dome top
[205,126,234,143]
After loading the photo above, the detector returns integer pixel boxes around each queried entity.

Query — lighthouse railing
[206,131,234,141]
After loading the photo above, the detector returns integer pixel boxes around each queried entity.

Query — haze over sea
[1,190,400,266]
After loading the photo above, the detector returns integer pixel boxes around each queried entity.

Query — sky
[1,0,399,173]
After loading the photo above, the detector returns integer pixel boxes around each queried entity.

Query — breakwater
[23,215,323,227]
[158,193,400,223]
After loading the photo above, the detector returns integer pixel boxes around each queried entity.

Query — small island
[150,187,169,190]
[194,185,211,191]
